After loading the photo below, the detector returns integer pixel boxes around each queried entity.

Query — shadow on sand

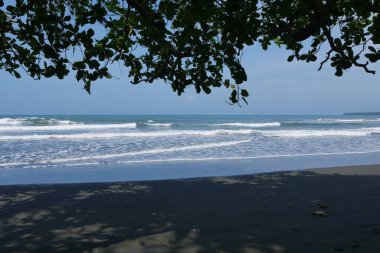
[1,169,380,253]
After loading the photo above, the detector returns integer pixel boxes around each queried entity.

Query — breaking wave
[145,123,173,127]
[0,139,251,167]
[258,128,380,138]
[211,122,281,128]
[0,117,78,127]
[0,123,137,132]
[0,129,256,141]
[316,118,380,123]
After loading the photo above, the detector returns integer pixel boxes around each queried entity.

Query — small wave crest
[282,118,380,127]
[0,118,24,125]
[145,123,173,127]
[211,122,281,128]
[0,117,78,127]
[143,120,173,127]
[316,118,380,123]
[258,127,380,138]
[0,122,137,132]
[0,129,255,141]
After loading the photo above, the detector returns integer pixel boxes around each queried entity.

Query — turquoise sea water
[1,115,380,185]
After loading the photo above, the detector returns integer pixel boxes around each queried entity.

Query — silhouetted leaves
[0,0,379,104]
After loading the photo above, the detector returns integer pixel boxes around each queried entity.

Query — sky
[1,45,379,115]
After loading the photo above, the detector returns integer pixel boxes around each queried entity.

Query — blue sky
[1,45,379,115]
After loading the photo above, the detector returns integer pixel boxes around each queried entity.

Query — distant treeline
[344,112,380,115]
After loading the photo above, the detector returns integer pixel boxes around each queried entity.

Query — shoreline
[1,163,380,187]
[2,150,380,186]
[1,164,380,252]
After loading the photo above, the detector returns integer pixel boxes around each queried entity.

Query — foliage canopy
[1,0,379,104]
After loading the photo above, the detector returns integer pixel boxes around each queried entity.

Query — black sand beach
[1,165,380,253]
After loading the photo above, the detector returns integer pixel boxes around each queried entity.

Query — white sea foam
[2,127,380,140]
[0,123,137,132]
[45,119,76,125]
[211,122,281,128]
[0,117,78,127]
[316,118,380,123]
[116,149,380,164]
[146,123,173,127]
[4,146,380,169]
[0,129,255,141]
[0,139,251,167]
[258,127,380,138]
[0,118,25,125]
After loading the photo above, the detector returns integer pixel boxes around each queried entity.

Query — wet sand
[1,165,380,253]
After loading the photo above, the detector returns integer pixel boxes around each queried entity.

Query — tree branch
[318,49,332,71]
[321,26,375,74]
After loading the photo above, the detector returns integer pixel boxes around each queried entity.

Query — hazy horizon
[1,45,380,115]
[0,113,374,116]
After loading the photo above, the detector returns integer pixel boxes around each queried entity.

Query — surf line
[0,139,251,168]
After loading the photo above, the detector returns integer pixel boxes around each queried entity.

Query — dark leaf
[241,89,249,97]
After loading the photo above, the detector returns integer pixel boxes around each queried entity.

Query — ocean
[1,115,380,185]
